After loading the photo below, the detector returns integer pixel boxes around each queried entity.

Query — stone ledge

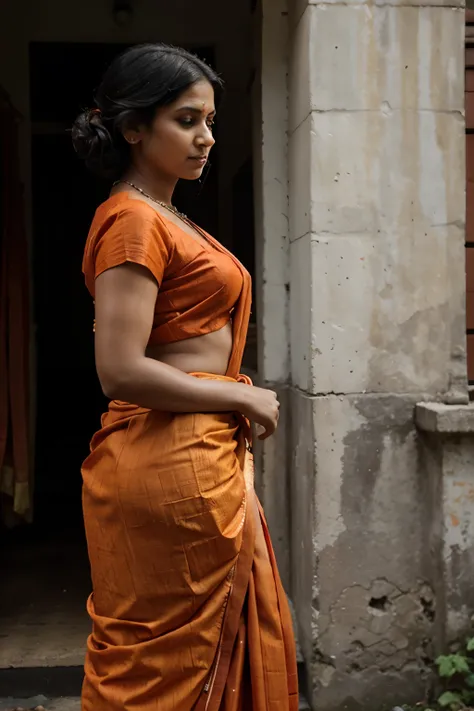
[416,402,474,434]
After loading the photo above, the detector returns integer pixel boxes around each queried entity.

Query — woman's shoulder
[92,192,168,230]
[83,193,175,291]
[85,192,174,256]
[87,193,177,256]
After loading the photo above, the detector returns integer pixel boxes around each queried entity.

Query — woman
[72,43,298,711]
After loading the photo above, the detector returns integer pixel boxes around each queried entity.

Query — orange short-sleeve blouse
[82,193,247,346]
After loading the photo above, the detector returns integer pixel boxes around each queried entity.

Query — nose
[197,123,215,148]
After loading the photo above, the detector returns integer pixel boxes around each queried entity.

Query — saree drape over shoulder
[81,194,298,710]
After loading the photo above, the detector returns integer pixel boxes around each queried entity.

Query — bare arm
[94,262,246,413]
[94,264,280,438]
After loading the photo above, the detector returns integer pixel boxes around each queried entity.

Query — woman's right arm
[93,262,279,438]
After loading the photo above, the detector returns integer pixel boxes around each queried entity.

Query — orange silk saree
[81,198,298,710]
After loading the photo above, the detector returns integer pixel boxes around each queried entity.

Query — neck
[122,166,177,206]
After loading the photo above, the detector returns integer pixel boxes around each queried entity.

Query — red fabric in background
[0,93,31,520]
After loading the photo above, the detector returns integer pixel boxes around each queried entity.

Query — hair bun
[71,108,123,178]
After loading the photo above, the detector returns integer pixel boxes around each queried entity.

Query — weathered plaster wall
[441,437,474,640]
[417,405,474,650]
[252,0,291,588]
[288,1,467,708]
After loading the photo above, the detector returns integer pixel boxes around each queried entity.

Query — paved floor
[0,698,80,711]
[0,697,310,711]
[0,536,90,669]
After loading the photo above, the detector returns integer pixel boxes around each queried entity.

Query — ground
[0,698,79,711]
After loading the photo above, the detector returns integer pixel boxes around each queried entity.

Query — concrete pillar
[252,0,291,588]
[287,1,466,709]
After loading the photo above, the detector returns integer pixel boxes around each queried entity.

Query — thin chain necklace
[114,179,190,224]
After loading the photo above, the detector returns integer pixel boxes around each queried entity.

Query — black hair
[71,43,223,179]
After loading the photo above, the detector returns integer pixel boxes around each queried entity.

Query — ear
[123,127,142,145]
[121,114,146,145]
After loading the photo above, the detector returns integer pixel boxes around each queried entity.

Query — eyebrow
[175,106,216,115]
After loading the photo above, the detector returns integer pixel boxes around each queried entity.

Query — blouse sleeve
[83,202,173,294]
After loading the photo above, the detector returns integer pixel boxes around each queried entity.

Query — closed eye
[176,105,216,128]
[178,116,215,130]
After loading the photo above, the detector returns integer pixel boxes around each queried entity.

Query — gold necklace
[115,180,190,223]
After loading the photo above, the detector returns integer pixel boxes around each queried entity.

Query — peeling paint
[444,476,474,553]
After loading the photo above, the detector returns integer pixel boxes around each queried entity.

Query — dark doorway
[0,18,256,692]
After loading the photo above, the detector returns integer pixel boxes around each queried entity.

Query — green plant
[432,637,474,710]
[392,637,474,711]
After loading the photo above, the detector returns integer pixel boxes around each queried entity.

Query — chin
[181,167,205,181]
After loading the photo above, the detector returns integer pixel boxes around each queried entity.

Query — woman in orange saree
[73,44,298,711]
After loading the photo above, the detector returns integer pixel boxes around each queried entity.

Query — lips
[189,156,207,165]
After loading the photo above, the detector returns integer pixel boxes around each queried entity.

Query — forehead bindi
[175,104,216,118]
[175,81,215,115]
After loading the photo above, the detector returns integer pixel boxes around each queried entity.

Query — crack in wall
[312,580,435,675]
